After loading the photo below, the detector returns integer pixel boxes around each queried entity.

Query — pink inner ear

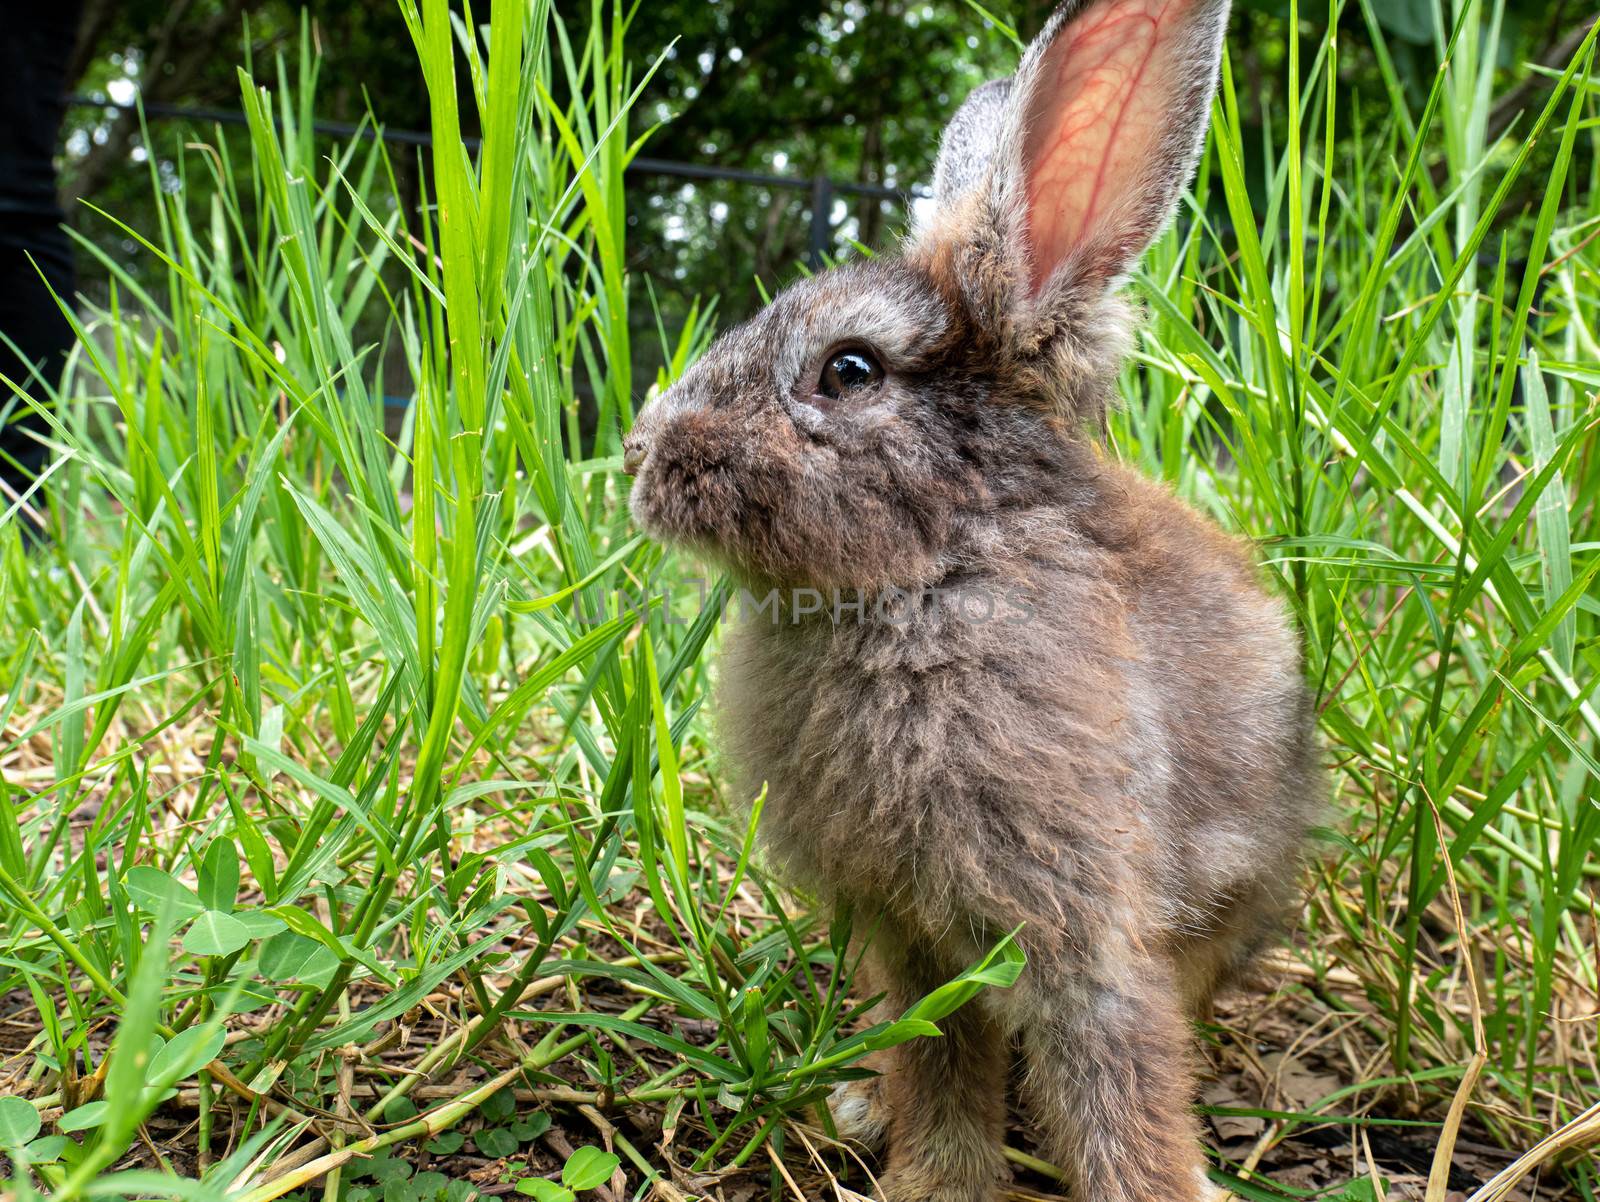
[1022,0,1193,294]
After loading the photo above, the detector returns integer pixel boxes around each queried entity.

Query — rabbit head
[626,0,1231,591]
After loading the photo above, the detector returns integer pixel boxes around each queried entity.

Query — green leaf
[901,933,1026,1026]
[259,930,339,983]
[198,838,241,913]
[182,910,251,957]
[24,1134,68,1163]
[481,1087,515,1122]
[267,906,357,965]
[517,1180,574,1202]
[98,907,176,1155]
[642,631,690,893]
[58,1101,110,1133]
[859,1018,944,1052]
[1330,1180,1387,1202]
[232,909,288,940]
[123,867,204,919]
[0,1096,41,1145]
[366,1155,414,1184]
[149,1025,226,1084]
[425,1131,465,1155]
[1523,353,1575,672]
[510,1113,551,1142]
[412,1172,450,1202]
[474,1127,518,1158]
[561,1147,620,1192]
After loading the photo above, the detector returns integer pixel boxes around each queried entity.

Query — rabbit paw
[878,1168,997,1202]
[827,1078,888,1150]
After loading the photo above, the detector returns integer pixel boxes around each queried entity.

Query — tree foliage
[61,0,1592,333]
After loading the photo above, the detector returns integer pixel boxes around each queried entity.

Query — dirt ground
[3,953,1574,1202]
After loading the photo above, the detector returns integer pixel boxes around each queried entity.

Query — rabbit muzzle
[621,438,645,476]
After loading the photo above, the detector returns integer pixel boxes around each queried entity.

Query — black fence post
[808,175,833,270]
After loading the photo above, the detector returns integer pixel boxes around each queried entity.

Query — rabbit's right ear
[924,0,1230,322]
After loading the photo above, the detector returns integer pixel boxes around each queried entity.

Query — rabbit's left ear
[930,0,1229,307]
[1005,0,1230,295]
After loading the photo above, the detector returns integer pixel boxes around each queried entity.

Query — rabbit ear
[932,78,1013,210]
[996,0,1229,296]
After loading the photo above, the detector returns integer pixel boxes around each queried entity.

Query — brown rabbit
[623,1,1320,1199]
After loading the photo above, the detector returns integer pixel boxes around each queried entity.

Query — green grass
[0,0,1597,1199]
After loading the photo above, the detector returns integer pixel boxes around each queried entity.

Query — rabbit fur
[623,1,1321,1199]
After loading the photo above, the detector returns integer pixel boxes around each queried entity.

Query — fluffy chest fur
[712,466,1317,964]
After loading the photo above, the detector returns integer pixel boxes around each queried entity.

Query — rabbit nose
[622,437,646,476]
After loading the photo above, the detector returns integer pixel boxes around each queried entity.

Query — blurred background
[53,0,1595,346]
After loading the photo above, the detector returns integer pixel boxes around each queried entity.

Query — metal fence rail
[68,93,923,267]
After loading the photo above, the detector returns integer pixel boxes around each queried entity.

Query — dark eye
[816,347,884,401]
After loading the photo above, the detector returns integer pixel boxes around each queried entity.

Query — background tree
[60,0,1594,347]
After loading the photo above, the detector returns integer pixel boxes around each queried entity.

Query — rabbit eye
[816,348,884,401]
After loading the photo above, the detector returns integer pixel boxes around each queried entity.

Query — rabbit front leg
[874,941,1008,1202]
[1018,955,1218,1202]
